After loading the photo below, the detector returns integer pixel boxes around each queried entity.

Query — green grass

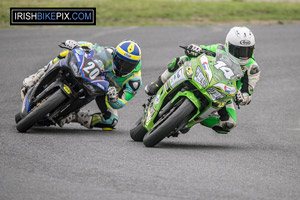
[2,0,300,27]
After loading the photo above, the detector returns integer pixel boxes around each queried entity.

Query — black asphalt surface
[1,25,300,200]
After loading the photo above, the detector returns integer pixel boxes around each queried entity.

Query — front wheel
[143,98,195,147]
[16,89,67,133]
[130,118,148,142]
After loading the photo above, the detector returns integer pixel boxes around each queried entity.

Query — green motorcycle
[130,47,243,147]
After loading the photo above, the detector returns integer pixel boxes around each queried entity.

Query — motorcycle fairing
[73,49,109,92]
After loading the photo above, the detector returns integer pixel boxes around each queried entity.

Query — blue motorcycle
[15,43,109,132]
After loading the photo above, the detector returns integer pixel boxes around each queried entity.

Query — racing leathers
[22,41,142,130]
[145,44,260,134]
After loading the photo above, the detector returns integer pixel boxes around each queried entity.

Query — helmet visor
[228,42,254,59]
[113,54,139,76]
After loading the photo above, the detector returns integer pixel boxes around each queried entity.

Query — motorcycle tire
[130,118,148,142]
[15,112,22,123]
[143,98,195,147]
[16,89,67,133]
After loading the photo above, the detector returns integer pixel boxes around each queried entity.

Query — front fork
[170,91,202,129]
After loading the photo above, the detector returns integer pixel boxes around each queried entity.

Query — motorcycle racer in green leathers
[21,40,142,130]
[145,26,261,134]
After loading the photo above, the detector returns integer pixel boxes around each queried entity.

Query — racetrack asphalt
[1,25,300,200]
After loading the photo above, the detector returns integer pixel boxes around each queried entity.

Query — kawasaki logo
[240,40,251,45]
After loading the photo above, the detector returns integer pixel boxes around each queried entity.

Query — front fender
[171,91,201,121]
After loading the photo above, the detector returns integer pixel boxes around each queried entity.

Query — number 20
[83,62,100,80]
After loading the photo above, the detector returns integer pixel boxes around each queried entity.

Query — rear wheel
[130,118,148,142]
[16,89,67,133]
[143,99,195,147]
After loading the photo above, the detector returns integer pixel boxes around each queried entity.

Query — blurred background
[2,0,300,27]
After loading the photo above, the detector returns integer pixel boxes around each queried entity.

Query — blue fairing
[73,48,85,68]
[21,90,31,114]
[86,50,95,59]
[73,48,109,92]
[92,80,109,92]
[25,95,31,112]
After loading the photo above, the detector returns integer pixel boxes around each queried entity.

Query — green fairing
[142,50,242,132]
[200,117,219,128]
[200,106,237,129]
[226,107,237,123]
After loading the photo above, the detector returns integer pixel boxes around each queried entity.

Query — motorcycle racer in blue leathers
[21,40,142,130]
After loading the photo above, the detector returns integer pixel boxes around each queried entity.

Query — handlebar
[179,45,216,57]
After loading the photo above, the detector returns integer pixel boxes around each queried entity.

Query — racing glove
[185,44,202,57]
[65,40,80,49]
[235,90,252,106]
[107,86,118,103]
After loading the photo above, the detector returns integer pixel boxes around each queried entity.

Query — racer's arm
[109,66,142,109]
[240,60,261,95]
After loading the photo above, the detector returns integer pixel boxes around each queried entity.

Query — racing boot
[58,111,93,128]
[21,61,52,101]
[145,75,164,96]
[212,111,236,134]
[64,111,118,130]
[58,113,77,127]
[90,112,118,130]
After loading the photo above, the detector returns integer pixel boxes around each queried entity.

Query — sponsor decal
[213,83,236,96]
[96,82,105,90]
[169,68,186,88]
[186,66,193,76]
[202,61,209,70]
[64,85,71,94]
[75,49,84,55]
[154,94,160,104]
[145,106,155,125]
[75,52,81,63]
[194,67,207,88]
[240,40,251,45]
[200,55,212,82]
[124,52,131,58]
[207,88,226,100]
